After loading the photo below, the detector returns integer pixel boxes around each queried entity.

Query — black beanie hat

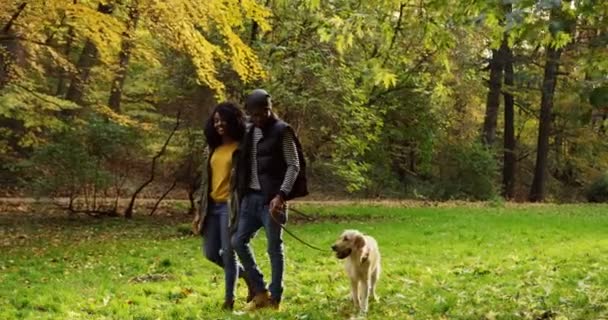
[245,89,271,111]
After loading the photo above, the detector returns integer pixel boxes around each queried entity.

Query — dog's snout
[331,244,337,251]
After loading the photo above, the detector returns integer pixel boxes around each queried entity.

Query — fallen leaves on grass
[128,273,174,283]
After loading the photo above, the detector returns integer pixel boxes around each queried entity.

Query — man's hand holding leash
[270,194,286,224]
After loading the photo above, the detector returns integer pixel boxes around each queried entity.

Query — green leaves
[1,0,607,201]
[307,0,322,10]
[24,114,142,205]
[373,68,397,89]
[538,0,562,10]
[589,87,608,109]
[0,85,78,149]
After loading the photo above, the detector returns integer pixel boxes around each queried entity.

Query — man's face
[248,107,271,128]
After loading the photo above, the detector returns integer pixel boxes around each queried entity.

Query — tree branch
[0,35,59,47]
[382,2,406,67]
[366,49,436,107]
[13,83,72,110]
[366,83,417,107]
[53,198,118,218]
[513,100,538,119]
[124,110,181,218]
[148,178,178,216]
[2,3,27,34]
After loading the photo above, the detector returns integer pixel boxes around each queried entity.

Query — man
[232,89,308,310]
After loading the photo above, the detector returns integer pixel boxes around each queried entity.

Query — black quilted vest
[237,118,308,202]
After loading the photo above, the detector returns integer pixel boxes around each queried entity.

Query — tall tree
[0,2,27,90]
[65,3,115,107]
[108,0,139,113]
[502,38,516,198]
[482,45,505,146]
[56,1,78,97]
[1,0,269,168]
[0,3,28,159]
[502,2,516,199]
[529,1,574,202]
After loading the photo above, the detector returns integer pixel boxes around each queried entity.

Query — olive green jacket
[191,146,241,235]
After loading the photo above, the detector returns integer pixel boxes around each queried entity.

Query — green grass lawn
[2,204,608,319]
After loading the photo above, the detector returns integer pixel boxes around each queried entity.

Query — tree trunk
[502,38,516,199]
[529,2,573,202]
[108,2,139,113]
[0,3,27,89]
[64,38,96,105]
[409,148,416,173]
[0,3,28,158]
[56,26,75,97]
[249,0,271,45]
[0,36,14,90]
[249,21,259,45]
[529,46,562,202]
[482,48,504,146]
[501,2,516,200]
[65,3,114,108]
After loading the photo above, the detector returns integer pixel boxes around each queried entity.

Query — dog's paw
[358,309,369,318]
[349,313,367,320]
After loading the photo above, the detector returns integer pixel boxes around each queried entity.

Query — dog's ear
[354,234,366,249]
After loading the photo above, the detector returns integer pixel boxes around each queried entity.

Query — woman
[192,101,251,310]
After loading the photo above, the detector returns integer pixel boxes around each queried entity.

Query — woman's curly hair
[204,102,245,149]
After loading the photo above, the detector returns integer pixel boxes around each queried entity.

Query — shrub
[23,116,141,212]
[587,172,608,203]
[435,142,498,200]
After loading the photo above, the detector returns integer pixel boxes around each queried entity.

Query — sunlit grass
[1,204,608,319]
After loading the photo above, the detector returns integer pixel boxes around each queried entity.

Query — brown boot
[243,276,256,303]
[269,298,281,311]
[222,299,234,311]
[244,290,271,311]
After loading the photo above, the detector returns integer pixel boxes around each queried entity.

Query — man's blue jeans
[232,192,285,302]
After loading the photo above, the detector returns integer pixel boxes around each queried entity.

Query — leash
[271,207,329,253]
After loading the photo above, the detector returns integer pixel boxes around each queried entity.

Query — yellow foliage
[96,104,145,129]
[130,28,162,68]
[65,3,124,63]
[1,0,268,98]
[146,0,270,97]
[0,1,123,85]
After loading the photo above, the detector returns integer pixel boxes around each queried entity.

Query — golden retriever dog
[331,229,381,313]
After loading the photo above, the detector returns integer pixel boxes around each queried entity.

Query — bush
[435,142,498,200]
[27,130,109,198]
[23,116,141,211]
[587,172,608,203]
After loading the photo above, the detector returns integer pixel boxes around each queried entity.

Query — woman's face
[213,112,226,136]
